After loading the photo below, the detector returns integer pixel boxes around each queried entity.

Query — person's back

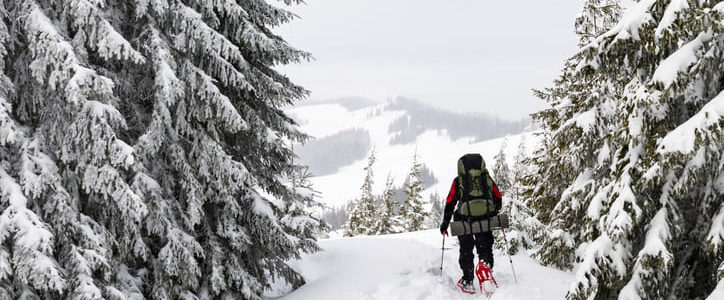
[439,153,503,294]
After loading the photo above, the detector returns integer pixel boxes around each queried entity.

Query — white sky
[275,0,583,120]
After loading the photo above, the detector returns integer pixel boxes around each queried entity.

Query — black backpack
[455,154,499,219]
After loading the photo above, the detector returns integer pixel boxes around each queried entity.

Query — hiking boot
[457,278,476,294]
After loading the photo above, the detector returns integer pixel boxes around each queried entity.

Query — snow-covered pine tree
[322,204,349,230]
[373,174,402,235]
[511,134,528,199]
[0,0,323,298]
[343,149,378,236]
[426,192,444,229]
[524,0,625,271]
[493,138,513,195]
[282,164,326,260]
[494,197,540,256]
[398,151,430,232]
[494,135,540,255]
[529,1,724,298]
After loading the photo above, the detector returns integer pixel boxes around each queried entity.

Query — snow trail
[274,229,573,299]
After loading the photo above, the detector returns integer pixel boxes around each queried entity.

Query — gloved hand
[440,221,449,236]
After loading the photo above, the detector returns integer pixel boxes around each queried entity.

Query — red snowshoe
[456,278,477,294]
[475,261,498,298]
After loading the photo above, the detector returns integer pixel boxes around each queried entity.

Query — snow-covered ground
[268,229,573,299]
[288,101,539,207]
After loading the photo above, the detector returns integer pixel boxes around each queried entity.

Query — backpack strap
[464,177,471,221]
[482,169,494,200]
[462,174,472,202]
[459,175,473,221]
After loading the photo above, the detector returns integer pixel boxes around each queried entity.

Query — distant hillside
[295,128,371,176]
[286,96,538,208]
[384,97,529,144]
[296,96,378,111]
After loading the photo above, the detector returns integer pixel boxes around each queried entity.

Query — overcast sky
[275,0,583,120]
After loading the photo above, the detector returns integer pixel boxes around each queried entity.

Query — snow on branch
[560,108,598,133]
[658,89,724,154]
[25,2,116,103]
[0,96,18,146]
[83,100,127,128]
[708,202,724,253]
[81,164,147,223]
[184,63,248,133]
[158,228,204,288]
[568,233,629,298]
[18,139,60,199]
[188,0,249,27]
[134,0,169,18]
[239,0,298,27]
[619,208,675,299]
[145,28,183,106]
[600,0,656,44]
[639,209,674,260]
[554,169,594,215]
[652,31,712,89]
[25,4,84,90]
[0,168,66,293]
[655,0,690,39]
[171,4,249,70]
[188,133,250,188]
[196,0,309,65]
[134,28,182,156]
[63,0,145,63]
[587,182,613,220]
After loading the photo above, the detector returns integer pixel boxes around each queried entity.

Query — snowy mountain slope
[287,98,538,207]
[267,229,573,299]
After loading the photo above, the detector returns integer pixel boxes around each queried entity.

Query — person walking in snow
[439,154,503,294]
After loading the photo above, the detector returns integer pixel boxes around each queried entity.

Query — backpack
[455,153,497,219]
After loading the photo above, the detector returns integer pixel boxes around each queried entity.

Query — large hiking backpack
[456,154,497,219]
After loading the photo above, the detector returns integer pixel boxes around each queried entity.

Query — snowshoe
[456,278,476,294]
[475,261,498,298]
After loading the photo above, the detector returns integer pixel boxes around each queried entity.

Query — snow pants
[458,231,494,281]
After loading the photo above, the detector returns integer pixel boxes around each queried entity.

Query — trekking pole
[501,228,519,283]
[440,234,446,277]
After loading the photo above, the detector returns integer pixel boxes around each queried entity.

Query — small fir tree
[511,134,528,199]
[373,174,402,235]
[282,165,326,254]
[494,135,540,255]
[494,198,541,256]
[493,138,513,195]
[322,204,349,230]
[343,150,378,236]
[426,192,444,229]
[398,151,430,232]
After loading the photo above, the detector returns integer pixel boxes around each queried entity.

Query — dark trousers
[457,231,494,281]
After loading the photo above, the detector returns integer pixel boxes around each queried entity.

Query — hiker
[439,153,503,293]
